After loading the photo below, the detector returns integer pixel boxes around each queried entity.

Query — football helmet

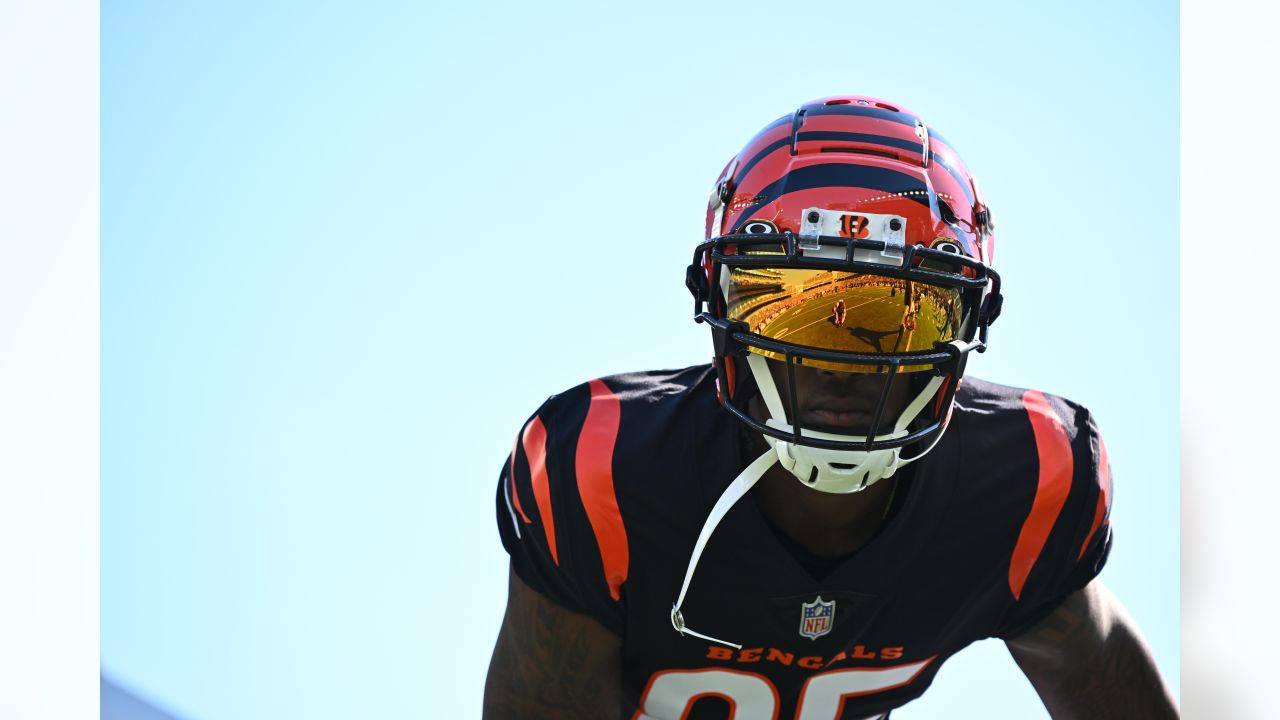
[687,95,1002,494]
[673,97,1002,647]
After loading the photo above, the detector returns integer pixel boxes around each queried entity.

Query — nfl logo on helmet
[799,596,835,640]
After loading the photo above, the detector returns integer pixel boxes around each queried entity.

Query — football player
[484,96,1177,719]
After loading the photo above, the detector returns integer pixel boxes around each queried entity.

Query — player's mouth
[799,407,886,434]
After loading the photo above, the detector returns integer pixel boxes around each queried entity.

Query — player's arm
[484,564,622,720]
[1005,579,1178,719]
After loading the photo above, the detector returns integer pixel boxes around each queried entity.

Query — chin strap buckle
[670,606,685,634]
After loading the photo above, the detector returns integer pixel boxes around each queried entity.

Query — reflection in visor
[725,266,963,372]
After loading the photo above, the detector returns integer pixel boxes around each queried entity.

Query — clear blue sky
[102,1,1177,717]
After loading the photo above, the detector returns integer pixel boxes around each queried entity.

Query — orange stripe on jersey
[575,378,629,601]
[509,433,532,524]
[1009,390,1074,600]
[521,416,557,565]
[1078,434,1112,560]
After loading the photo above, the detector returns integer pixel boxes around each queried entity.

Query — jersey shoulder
[950,376,1102,479]
[947,377,1115,636]
[949,374,1110,513]
[529,364,727,484]
[535,364,718,438]
[496,364,726,630]
[953,376,1091,436]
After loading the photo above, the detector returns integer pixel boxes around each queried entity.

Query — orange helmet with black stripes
[686,95,1002,494]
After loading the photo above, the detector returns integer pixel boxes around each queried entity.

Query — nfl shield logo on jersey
[799,596,835,640]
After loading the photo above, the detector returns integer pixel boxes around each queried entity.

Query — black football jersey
[496,365,1112,720]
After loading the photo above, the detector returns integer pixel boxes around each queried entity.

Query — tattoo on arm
[484,567,622,719]
[1007,581,1178,719]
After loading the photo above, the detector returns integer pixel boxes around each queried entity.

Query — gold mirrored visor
[725,265,963,372]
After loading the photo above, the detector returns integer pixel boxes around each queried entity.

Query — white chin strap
[747,353,943,494]
[670,354,947,648]
[670,445,776,649]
